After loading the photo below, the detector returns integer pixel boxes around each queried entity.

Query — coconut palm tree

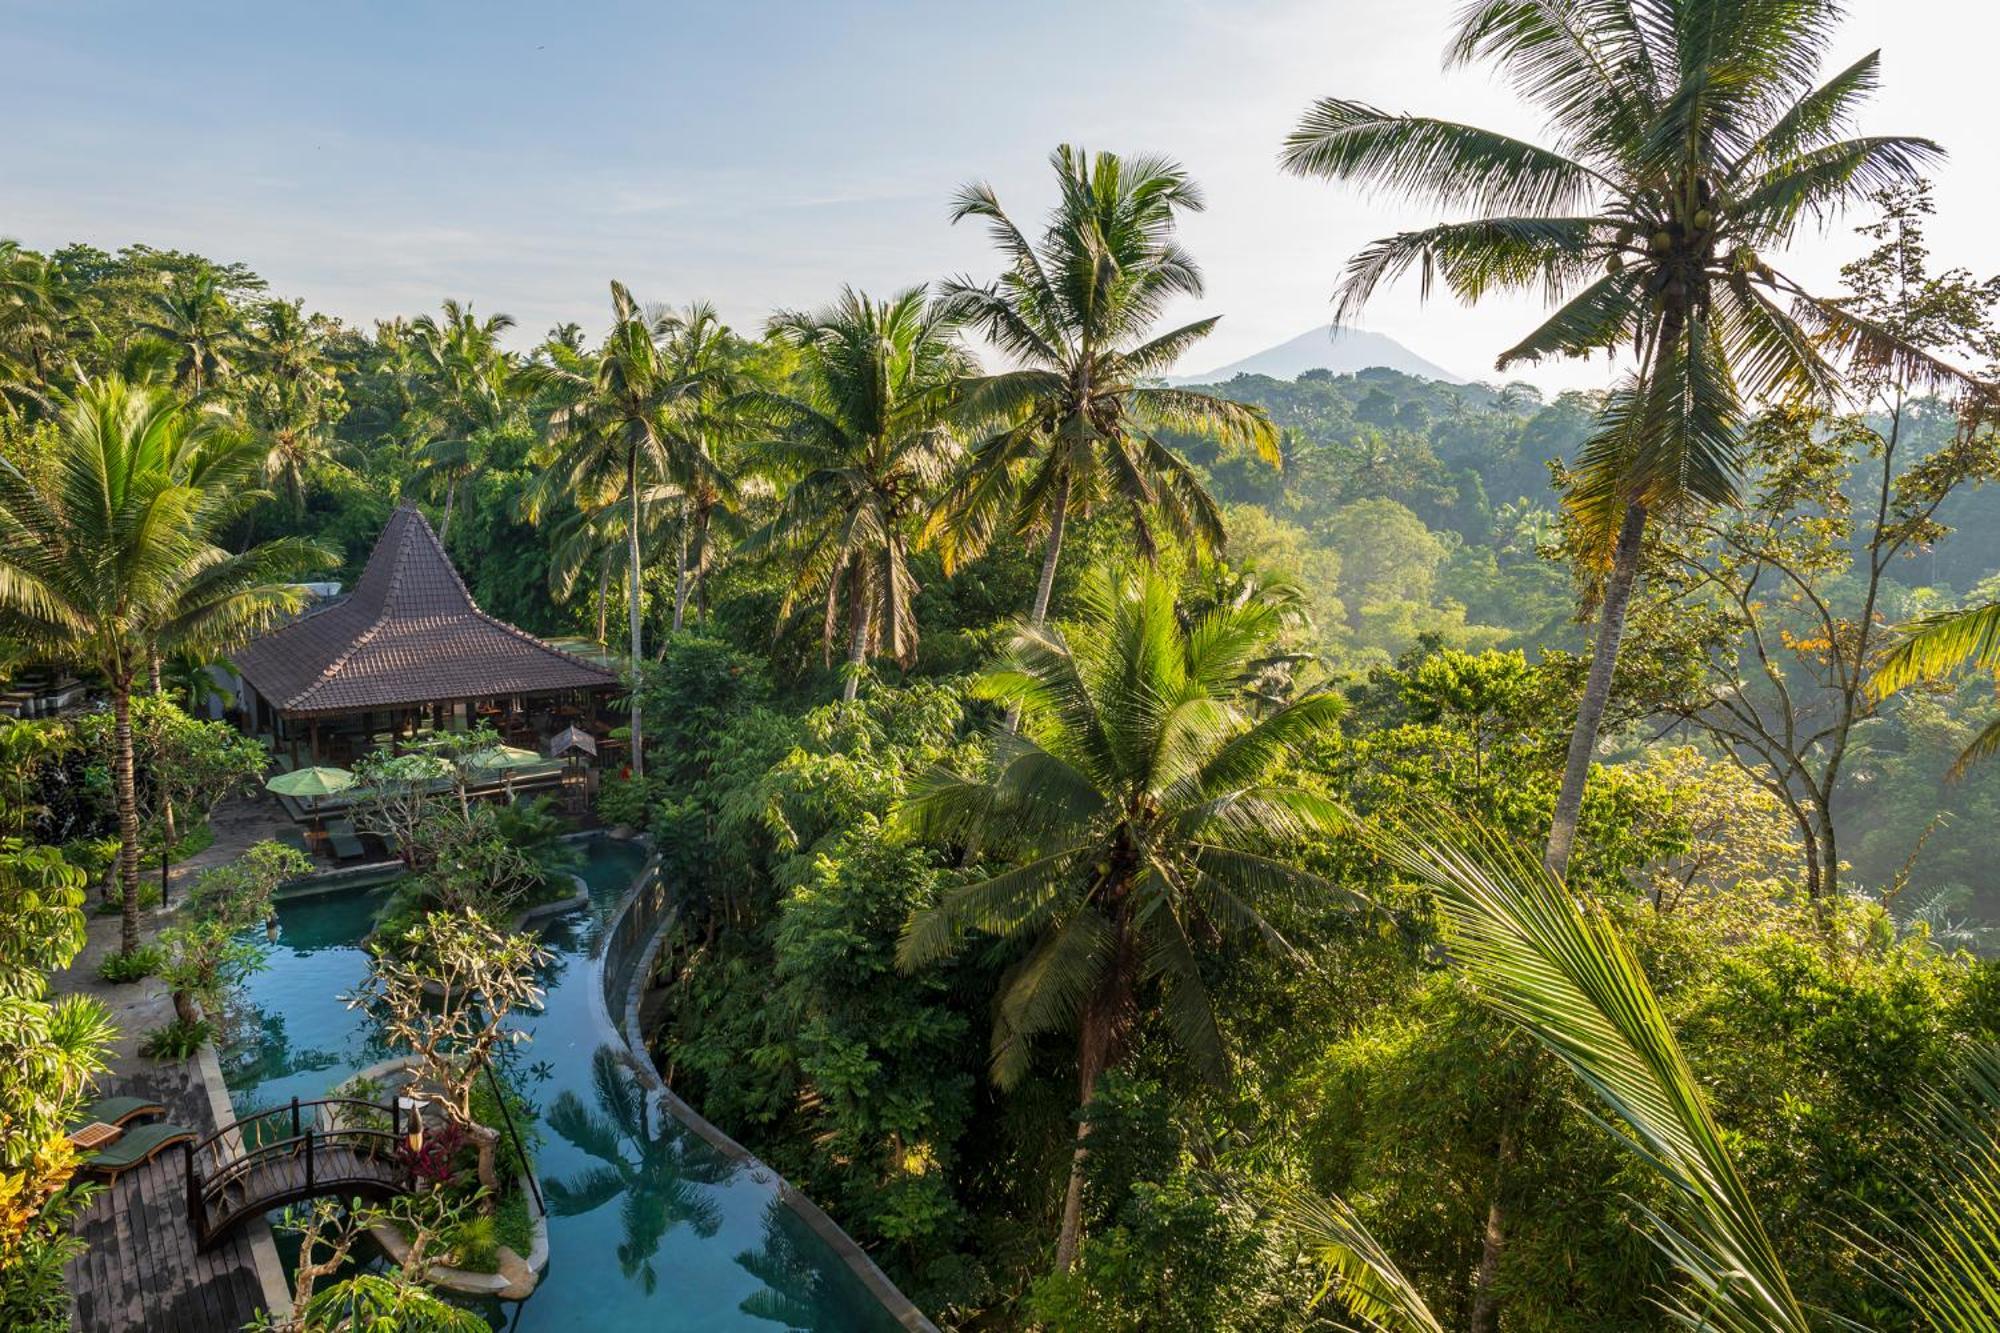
[520,283,731,773]
[135,266,242,398]
[1280,0,1965,882]
[540,480,685,649]
[543,1046,729,1294]
[743,287,971,701]
[1287,816,2000,1332]
[0,377,330,953]
[897,562,1349,1271]
[404,299,517,542]
[649,302,752,632]
[0,241,85,417]
[931,146,1278,629]
[241,298,345,516]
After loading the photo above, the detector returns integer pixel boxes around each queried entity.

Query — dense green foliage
[4,42,2000,1326]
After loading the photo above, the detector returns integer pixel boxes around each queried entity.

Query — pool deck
[52,904,291,1333]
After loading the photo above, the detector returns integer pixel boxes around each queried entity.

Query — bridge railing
[185,1095,414,1248]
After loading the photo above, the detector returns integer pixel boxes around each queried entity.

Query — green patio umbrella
[466,743,542,801]
[465,743,543,772]
[265,766,356,799]
[266,765,356,837]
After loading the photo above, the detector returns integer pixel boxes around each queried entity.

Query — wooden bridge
[184,1096,413,1250]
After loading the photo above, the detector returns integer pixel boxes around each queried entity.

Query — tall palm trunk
[1007,472,1074,734]
[1467,1120,1516,1333]
[1029,471,1072,628]
[1544,500,1647,878]
[438,477,458,544]
[671,500,692,633]
[687,506,712,629]
[1055,986,1115,1273]
[842,568,872,704]
[596,551,612,644]
[626,457,645,777]
[112,679,142,956]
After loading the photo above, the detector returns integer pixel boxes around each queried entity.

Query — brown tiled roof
[233,505,617,716]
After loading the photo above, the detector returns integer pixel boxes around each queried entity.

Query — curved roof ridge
[231,504,617,716]
[280,506,419,709]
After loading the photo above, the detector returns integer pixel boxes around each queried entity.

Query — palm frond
[1873,604,2000,700]
[1857,1045,2000,1330]
[1339,217,1606,325]
[1281,1187,1447,1333]
[1282,100,1602,215]
[1377,818,1814,1333]
[1734,136,1943,241]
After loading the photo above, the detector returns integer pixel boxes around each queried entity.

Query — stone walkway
[53,832,291,1333]
[167,789,307,889]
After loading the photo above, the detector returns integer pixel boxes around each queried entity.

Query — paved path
[53,890,288,1332]
[167,789,305,889]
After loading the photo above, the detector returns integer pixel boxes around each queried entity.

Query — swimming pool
[221,838,913,1331]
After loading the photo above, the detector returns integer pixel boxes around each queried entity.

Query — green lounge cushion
[79,1120,196,1178]
[69,1095,164,1131]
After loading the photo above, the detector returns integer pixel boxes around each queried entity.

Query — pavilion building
[231,504,619,768]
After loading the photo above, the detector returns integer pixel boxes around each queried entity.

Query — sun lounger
[275,826,313,858]
[69,1095,165,1131]
[325,818,365,862]
[75,1120,197,1181]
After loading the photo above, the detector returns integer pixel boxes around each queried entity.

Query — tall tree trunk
[671,501,692,633]
[1467,1121,1515,1333]
[1007,473,1074,734]
[842,570,872,704]
[439,477,458,543]
[112,680,142,956]
[1545,501,1647,879]
[626,459,645,778]
[688,507,712,629]
[1054,992,1114,1273]
[149,651,163,695]
[596,551,611,645]
[1029,471,1072,629]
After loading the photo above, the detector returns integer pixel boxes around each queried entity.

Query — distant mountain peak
[1174,325,1465,385]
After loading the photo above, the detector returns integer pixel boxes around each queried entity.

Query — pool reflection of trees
[735,1197,903,1333]
[542,1046,732,1294]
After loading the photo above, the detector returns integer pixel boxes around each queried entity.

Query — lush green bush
[95,944,162,984]
[139,1016,214,1060]
[595,774,654,830]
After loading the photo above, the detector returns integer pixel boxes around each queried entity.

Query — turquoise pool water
[221,839,906,1332]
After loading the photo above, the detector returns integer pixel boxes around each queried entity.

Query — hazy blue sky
[4,1,1993,389]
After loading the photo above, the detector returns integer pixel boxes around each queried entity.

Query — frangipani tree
[347,911,547,1209]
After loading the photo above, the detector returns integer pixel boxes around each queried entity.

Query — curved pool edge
[595,841,942,1333]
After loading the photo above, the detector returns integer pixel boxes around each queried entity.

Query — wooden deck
[55,910,287,1333]
[69,1149,269,1333]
